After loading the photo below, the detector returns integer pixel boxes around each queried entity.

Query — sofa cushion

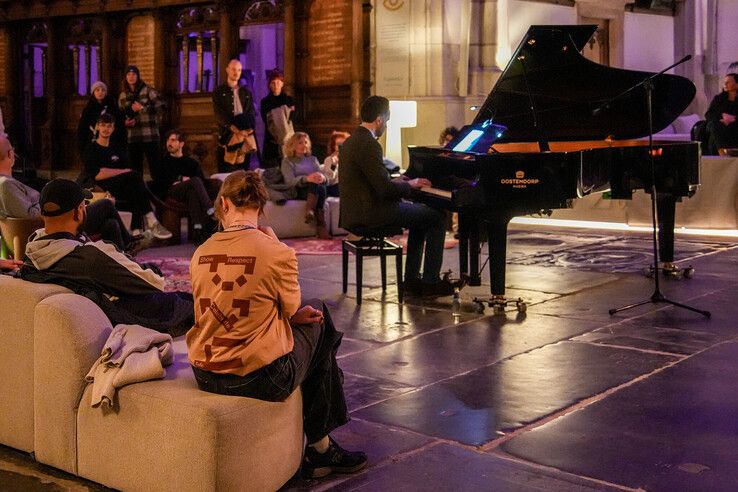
[261,199,328,239]
[0,275,69,452]
[76,339,303,492]
[33,293,112,473]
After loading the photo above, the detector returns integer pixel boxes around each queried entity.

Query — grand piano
[406,25,700,312]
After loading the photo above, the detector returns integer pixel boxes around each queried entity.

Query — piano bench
[341,226,404,305]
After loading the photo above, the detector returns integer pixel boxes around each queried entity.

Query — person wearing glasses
[0,134,148,254]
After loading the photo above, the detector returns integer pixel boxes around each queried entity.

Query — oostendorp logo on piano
[501,170,540,189]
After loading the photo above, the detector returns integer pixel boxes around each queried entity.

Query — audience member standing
[187,171,367,479]
[153,130,216,244]
[260,69,295,169]
[212,58,257,173]
[118,65,163,178]
[77,81,126,156]
[280,132,330,239]
[80,113,171,240]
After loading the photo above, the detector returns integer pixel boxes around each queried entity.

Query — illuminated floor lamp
[386,100,417,167]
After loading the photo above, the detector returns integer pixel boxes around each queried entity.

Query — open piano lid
[472,25,696,142]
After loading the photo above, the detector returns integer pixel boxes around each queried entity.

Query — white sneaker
[147,221,173,240]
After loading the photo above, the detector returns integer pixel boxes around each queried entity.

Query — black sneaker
[420,278,457,298]
[302,437,368,479]
[403,277,423,296]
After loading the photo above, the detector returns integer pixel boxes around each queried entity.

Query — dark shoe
[420,278,457,297]
[404,277,423,296]
[302,437,368,479]
[124,230,154,256]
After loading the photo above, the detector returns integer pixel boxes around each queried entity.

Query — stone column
[284,0,296,96]
[218,0,236,81]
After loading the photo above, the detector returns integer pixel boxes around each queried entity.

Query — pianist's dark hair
[360,96,390,123]
[727,73,738,83]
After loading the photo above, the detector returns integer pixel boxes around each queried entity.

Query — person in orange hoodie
[187,170,367,479]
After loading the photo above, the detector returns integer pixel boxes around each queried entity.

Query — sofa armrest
[34,293,113,474]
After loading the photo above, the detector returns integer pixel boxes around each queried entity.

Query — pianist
[339,96,457,297]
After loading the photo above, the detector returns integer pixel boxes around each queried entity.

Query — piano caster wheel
[492,304,505,315]
[516,300,527,313]
[643,266,655,278]
[683,266,695,279]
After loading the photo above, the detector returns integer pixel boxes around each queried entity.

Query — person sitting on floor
[279,131,330,239]
[20,179,193,336]
[80,113,172,240]
[0,134,148,254]
[187,170,367,479]
[320,130,350,198]
[152,130,216,244]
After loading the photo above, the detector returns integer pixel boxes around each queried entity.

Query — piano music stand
[608,63,710,318]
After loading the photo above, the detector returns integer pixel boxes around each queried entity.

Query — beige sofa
[0,274,304,491]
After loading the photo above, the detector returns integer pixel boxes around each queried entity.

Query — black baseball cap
[39,179,93,217]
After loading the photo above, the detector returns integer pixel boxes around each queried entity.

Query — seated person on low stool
[153,130,216,244]
[80,113,172,240]
[339,96,457,297]
[280,132,331,239]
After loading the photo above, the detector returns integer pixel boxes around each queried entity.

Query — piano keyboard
[420,186,452,200]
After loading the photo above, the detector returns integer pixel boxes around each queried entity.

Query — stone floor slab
[328,442,619,491]
[282,419,435,491]
[342,372,416,412]
[500,341,738,492]
[573,323,724,355]
[354,341,674,445]
[340,314,603,386]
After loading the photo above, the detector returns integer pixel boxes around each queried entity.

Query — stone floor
[2,223,737,491]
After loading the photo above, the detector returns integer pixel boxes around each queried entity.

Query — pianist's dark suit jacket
[338,126,412,229]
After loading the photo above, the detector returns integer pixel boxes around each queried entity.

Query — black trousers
[192,299,349,443]
[83,198,132,250]
[167,177,212,226]
[128,141,162,178]
[96,171,153,230]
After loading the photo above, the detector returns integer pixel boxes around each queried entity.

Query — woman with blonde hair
[280,131,330,239]
[187,170,367,478]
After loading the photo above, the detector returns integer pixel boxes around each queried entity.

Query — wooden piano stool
[342,226,404,305]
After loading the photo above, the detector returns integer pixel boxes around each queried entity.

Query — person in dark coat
[212,58,257,173]
[77,81,126,156]
[338,96,456,297]
[260,69,295,169]
[705,73,738,155]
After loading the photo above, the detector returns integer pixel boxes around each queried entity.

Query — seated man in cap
[80,113,172,240]
[20,179,193,336]
[0,133,147,254]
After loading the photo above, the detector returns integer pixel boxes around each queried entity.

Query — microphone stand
[604,56,711,318]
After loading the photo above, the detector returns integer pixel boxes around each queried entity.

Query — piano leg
[458,212,482,286]
[656,193,676,263]
[486,218,510,297]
